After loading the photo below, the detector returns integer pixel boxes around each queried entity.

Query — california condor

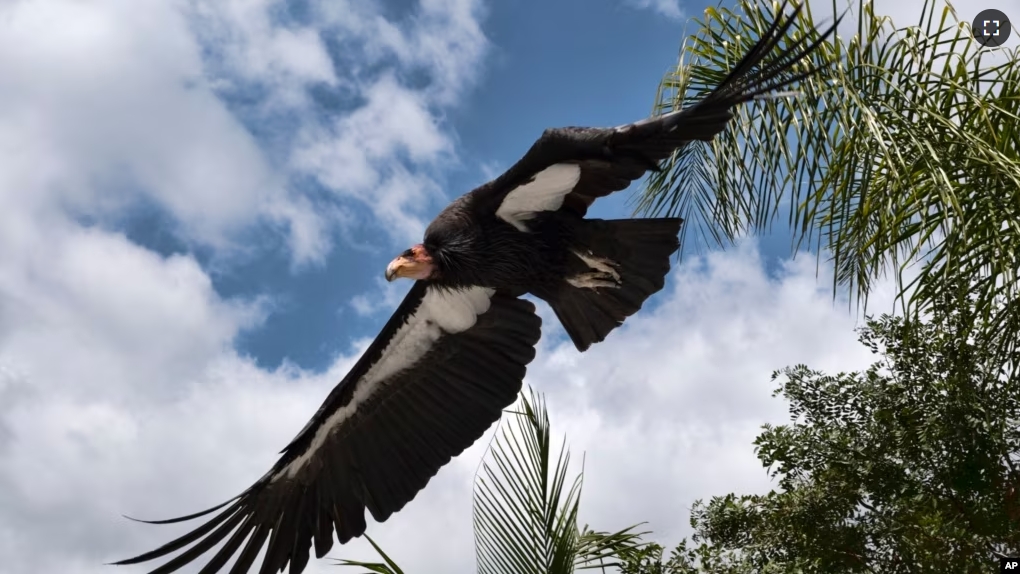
[116,6,834,573]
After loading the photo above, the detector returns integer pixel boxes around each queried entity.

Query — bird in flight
[115,5,835,573]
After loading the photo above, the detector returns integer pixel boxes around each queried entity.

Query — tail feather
[547,217,682,351]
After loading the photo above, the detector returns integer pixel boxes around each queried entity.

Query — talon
[571,250,621,283]
[566,272,621,290]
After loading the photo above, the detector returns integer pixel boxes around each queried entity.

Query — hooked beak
[385,245,435,282]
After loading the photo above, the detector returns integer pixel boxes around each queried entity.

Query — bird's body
[115,6,836,573]
[426,195,602,294]
[425,194,568,293]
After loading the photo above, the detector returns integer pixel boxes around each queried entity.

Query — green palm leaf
[473,389,648,574]
[335,535,405,574]
[638,0,1020,363]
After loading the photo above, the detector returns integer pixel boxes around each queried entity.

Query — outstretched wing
[477,1,836,232]
[115,281,542,574]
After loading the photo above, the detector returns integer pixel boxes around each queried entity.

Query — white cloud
[0,0,321,264]
[0,237,897,573]
[0,221,264,402]
[625,0,684,20]
[291,76,451,245]
[291,0,491,247]
[312,0,487,105]
[191,0,338,89]
[350,277,409,317]
[0,0,489,271]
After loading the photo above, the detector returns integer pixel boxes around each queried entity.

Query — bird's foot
[566,271,622,290]
[571,250,621,283]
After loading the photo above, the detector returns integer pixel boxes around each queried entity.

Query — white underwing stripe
[274,286,495,480]
[495,163,581,231]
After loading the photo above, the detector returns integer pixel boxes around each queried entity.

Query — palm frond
[334,535,405,574]
[472,389,648,574]
[639,0,1020,364]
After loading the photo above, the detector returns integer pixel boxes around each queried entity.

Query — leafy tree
[639,0,1020,366]
[623,294,1020,573]
[617,541,717,574]
[337,389,648,574]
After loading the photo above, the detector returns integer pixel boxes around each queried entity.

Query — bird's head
[385,244,437,282]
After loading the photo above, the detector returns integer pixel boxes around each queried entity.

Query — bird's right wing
[477,1,837,231]
[114,281,542,574]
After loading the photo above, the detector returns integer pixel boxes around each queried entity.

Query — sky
[0,0,1016,573]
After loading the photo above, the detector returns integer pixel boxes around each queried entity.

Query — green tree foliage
[639,0,1020,366]
[623,295,1020,573]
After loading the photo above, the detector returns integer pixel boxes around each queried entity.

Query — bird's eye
[401,248,414,258]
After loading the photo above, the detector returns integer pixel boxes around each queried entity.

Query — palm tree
[638,0,1020,362]
[337,388,648,574]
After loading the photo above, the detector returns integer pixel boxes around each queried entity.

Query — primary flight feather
[116,6,835,573]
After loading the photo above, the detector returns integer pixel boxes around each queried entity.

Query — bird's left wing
[114,281,541,574]
[476,1,836,232]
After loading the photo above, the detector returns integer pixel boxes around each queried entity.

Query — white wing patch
[495,163,581,231]
[274,286,495,480]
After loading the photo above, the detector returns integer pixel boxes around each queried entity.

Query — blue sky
[0,0,1014,572]
[176,0,810,373]
[173,0,701,373]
